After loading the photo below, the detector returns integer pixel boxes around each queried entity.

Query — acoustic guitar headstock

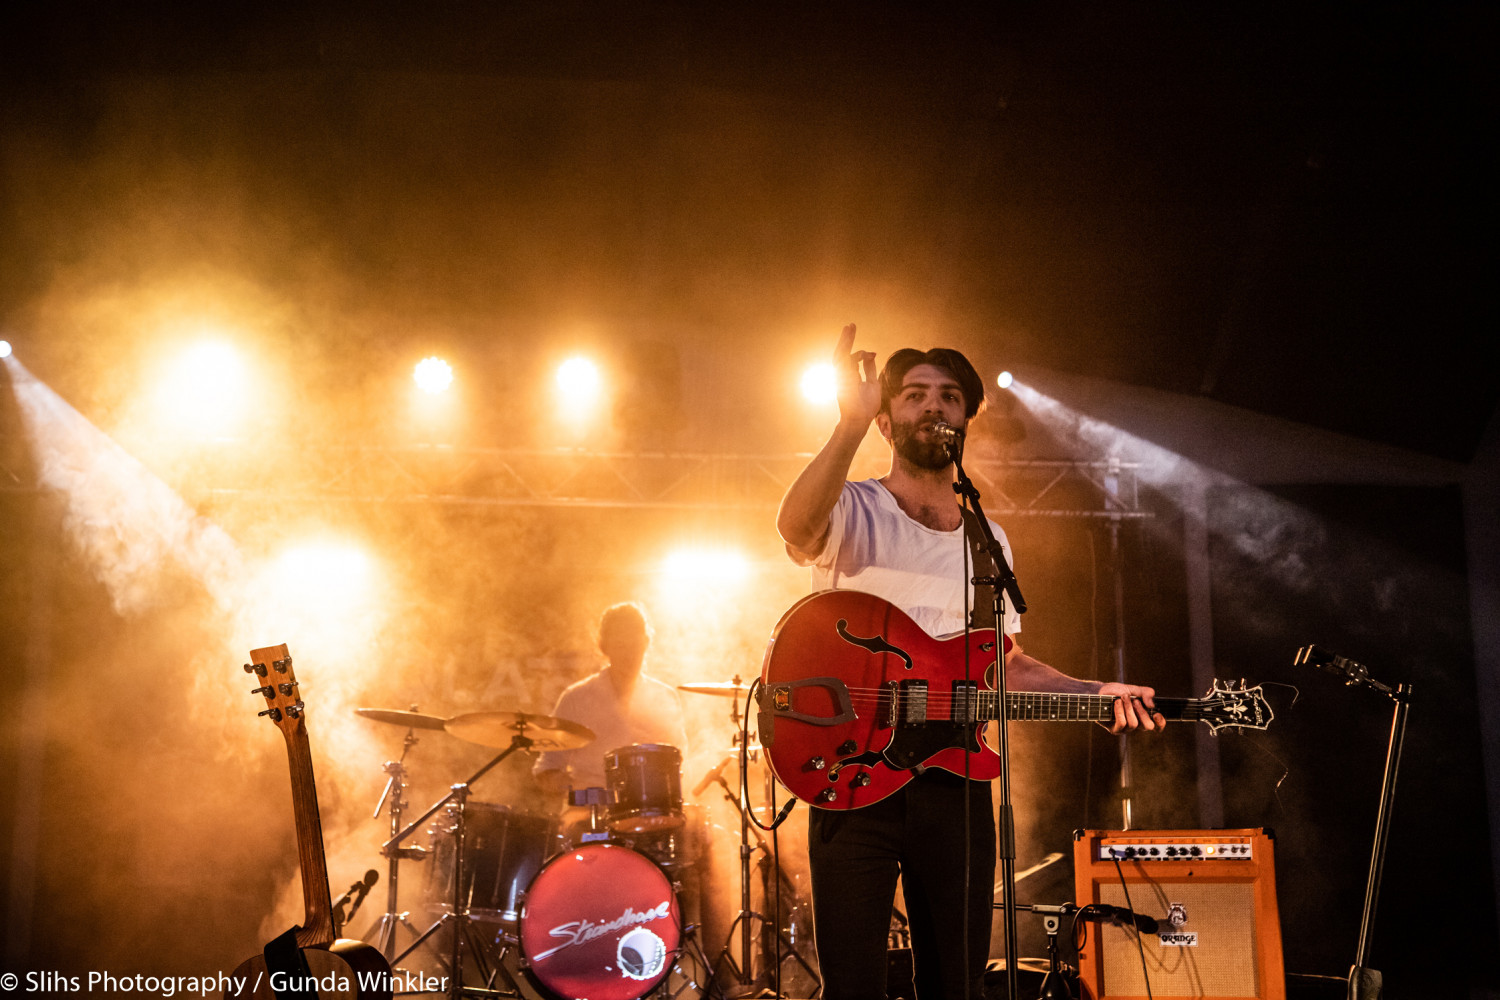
[244,643,305,738]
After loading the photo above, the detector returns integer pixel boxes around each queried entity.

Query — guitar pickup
[758,677,857,746]
[950,680,980,724]
[898,679,928,724]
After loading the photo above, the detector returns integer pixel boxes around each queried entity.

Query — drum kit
[349,676,816,1000]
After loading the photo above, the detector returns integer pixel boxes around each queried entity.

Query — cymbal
[677,681,753,697]
[354,708,448,731]
[445,711,595,751]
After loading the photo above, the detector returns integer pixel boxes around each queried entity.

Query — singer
[776,324,1164,1000]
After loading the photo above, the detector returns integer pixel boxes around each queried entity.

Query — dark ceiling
[2,1,1494,462]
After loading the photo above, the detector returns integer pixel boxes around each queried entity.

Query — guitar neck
[282,722,338,948]
[984,690,1198,724]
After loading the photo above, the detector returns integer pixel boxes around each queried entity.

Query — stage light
[269,543,375,615]
[800,362,838,405]
[0,340,12,359]
[154,340,250,434]
[661,547,752,585]
[413,356,454,394]
[556,356,603,399]
[997,371,1014,390]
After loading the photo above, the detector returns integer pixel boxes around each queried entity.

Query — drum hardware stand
[383,729,535,1000]
[1295,646,1412,1000]
[368,728,431,963]
[705,684,818,999]
[665,923,716,1000]
[569,785,617,842]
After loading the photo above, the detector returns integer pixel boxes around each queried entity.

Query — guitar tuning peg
[242,663,253,673]
[258,707,282,721]
[251,685,274,697]
[285,702,306,719]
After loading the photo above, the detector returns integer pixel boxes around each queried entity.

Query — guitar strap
[262,927,318,1000]
[960,506,1002,632]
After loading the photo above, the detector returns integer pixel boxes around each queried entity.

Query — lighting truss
[0,437,1149,517]
[177,442,1150,517]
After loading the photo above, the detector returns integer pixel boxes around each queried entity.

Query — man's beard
[891,417,955,471]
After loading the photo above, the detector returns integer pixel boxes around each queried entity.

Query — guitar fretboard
[975,690,1198,723]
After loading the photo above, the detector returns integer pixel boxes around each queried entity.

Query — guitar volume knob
[817,789,837,803]
[808,756,826,770]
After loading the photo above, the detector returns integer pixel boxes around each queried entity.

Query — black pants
[807,774,995,1000]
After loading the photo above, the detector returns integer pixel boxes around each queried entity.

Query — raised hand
[834,323,882,428]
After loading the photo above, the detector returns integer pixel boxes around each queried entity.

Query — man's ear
[875,411,892,442]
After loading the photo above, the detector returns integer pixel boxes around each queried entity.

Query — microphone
[344,869,379,925]
[931,421,964,441]
[692,756,733,797]
[1089,903,1158,935]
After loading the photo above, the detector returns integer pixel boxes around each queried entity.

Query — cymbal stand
[369,726,429,962]
[709,684,818,998]
[383,731,533,1000]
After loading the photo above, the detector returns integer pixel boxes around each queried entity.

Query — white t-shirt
[532,668,690,789]
[794,478,1022,639]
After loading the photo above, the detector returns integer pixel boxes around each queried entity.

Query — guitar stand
[382,732,534,1000]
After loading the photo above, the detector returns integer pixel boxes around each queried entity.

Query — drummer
[533,601,689,805]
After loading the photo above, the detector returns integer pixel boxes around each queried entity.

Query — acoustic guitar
[227,644,391,1000]
[758,590,1274,810]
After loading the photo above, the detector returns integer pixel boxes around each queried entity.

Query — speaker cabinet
[1073,828,1284,1000]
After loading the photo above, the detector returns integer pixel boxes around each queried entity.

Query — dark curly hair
[878,348,986,419]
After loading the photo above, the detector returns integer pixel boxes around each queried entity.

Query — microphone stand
[1294,646,1412,1000]
[950,435,1026,1000]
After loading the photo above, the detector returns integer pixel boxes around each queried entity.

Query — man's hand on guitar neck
[1006,640,1164,734]
[1097,681,1166,733]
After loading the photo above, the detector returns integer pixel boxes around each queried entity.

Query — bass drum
[519,843,681,1000]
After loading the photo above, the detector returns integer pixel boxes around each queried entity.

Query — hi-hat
[354,708,448,731]
[677,681,753,697]
[445,711,595,751]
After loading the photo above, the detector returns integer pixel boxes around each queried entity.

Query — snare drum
[519,843,681,1000]
[604,744,684,833]
[426,802,558,924]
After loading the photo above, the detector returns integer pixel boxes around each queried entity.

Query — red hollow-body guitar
[757,591,1273,810]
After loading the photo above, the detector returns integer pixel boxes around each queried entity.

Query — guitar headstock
[244,643,305,738]
[1198,678,1274,733]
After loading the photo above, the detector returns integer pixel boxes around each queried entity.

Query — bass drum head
[519,843,681,1000]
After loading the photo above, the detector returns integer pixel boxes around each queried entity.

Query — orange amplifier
[1072,828,1285,1000]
